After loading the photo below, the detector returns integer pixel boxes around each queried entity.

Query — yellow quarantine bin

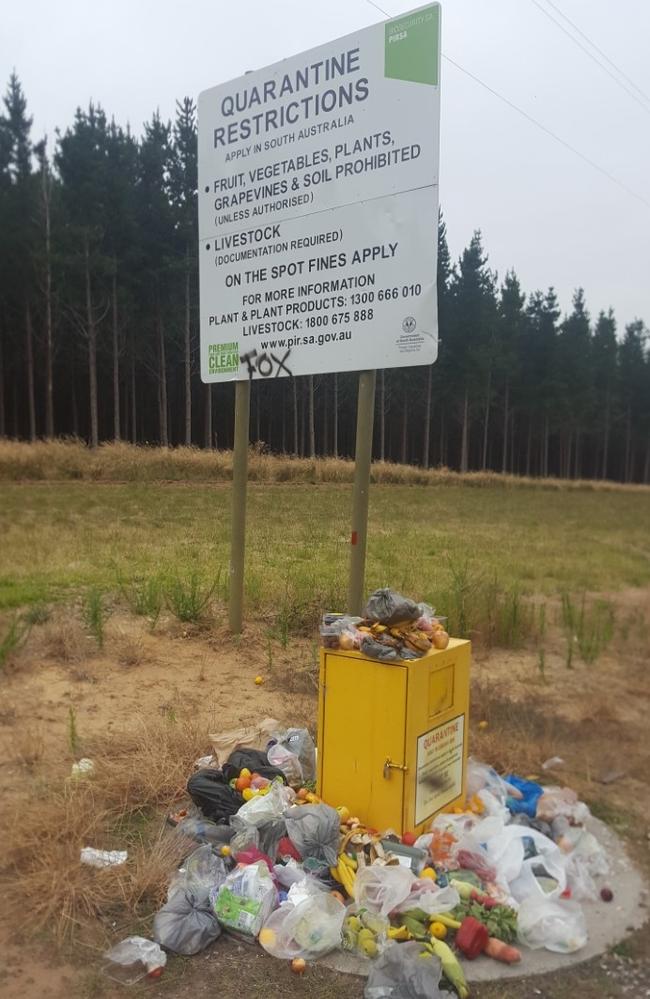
[317,639,470,835]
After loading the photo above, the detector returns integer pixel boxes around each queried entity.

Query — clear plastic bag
[396,880,460,916]
[270,728,317,783]
[536,786,590,825]
[212,861,277,938]
[103,937,166,985]
[176,815,235,848]
[364,940,444,999]
[153,888,221,955]
[267,743,303,786]
[233,781,293,827]
[354,865,416,917]
[283,804,340,866]
[517,897,587,953]
[168,844,227,899]
[259,892,345,960]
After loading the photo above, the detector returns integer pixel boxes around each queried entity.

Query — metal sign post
[228,379,251,633]
[348,370,377,615]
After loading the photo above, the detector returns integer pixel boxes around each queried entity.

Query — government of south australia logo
[402,316,416,333]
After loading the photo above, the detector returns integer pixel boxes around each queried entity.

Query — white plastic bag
[103,937,166,984]
[517,897,587,953]
[259,893,345,959]
[396,880,460,916]
[234,781,292,827]
[536,786,590,825]
[354,864,415,917]
[466,759,510,818]
[212,861,277,938]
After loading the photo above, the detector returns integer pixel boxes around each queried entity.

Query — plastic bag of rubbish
[213,861,277,938]
[565,830,609,901]
[168,844,227,899]
[222,747,287,785]
[259,892,345,960]
[267,743,303,786]
[396,880,460,917]
[536,786,590,825]
[187,768,242,823]
[176,815,235,848]
[517,896,587,953]
[283,804,340,867]
[364,589,421,626]
[355,865,416,917]
[103,937,166,985]
[209,718,280,767]
[466,759,511,817]
[269,728,317,783]
[154,888,221,955]
[233,781,293,827]
[364,940,444,999]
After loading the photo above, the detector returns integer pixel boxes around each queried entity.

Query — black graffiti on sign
[240,348,293,379]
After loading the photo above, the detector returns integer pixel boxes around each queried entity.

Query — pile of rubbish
[321,588,450,661]
[100,726,613,995]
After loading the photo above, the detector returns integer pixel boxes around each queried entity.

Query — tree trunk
[130,348,137,443]
[203,383,212,448]
[0,323,5,437]
[25,301,36,441]
[111,270,120,440]
[573,428,581,479]
[157,305,168,447]
[525,419,532,476]
[379,370,386,461]
[400,387,408,464]
[43,163,54,438]
[84,237,99,448]
[183,247,192,445]
[422,365,432,468]
[292,378,299,455]
[624,406,632,482]
[333,374,339,458]
[643,440,650,484]
[481,367,492,471]
[321,378,328,455]
[543,416,549,477]
[71,349,79,438]
[601,391,610,479]
[308,375,315,458]
[501,381,509,473]
[439,408,446,467]
[459,385,469,473]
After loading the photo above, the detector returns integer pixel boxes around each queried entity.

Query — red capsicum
[455,916,489,960]
[470,889,499,909]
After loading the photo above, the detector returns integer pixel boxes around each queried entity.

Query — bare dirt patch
[0,589,648,998]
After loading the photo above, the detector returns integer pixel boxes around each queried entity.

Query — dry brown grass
[0,714,210,942]
[40,618,91,663]
[1,438,648,492]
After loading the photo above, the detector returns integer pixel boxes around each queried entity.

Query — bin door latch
[383,757,408,779]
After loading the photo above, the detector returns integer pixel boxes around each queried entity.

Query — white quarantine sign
[415,714,465,826]
[198,3,441,381]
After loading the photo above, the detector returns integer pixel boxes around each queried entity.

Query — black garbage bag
[153,887,221,956]
[222,748,286,785]
[283,804,340,866]
[364,941,444,999]
[364,588,421,626]
[187,769,242,823]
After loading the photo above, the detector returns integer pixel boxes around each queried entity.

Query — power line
[363,0,650,211]
[541,0,650,106]
[529,0,650,116]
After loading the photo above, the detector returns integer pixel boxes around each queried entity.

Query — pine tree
[592,309,617,478]
[497,271,525,473]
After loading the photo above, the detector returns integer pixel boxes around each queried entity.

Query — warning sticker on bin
[415,714,464,825]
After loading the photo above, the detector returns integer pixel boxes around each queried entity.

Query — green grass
[0,483,648,634]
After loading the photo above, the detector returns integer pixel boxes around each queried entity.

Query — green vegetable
[451,900,518,944]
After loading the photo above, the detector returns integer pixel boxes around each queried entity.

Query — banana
[387,924,411,941]
[330,865,342,884]
[337,857,356,897]
[340,852,358,871]
[429,912,462,930]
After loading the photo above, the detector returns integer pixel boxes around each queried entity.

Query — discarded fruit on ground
[478,720,489,730]
[402,831,416,846]
[337,805,351,823]
[242,787,255,801]
[240,768,251,778]
[254,675,264,685]
[430,921,447,939]
[235,775,251,792]
[297,788,309,800]
[432,630,450,650]
[420,867,436,880]
[330,890,345,904]
[600,887,613,902]
[291,958,306,975]
[259,927,277,948]
[219,845,231,857]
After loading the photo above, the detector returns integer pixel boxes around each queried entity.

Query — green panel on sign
[385,4,440,86]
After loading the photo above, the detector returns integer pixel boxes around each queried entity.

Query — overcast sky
[3,0,649,329]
